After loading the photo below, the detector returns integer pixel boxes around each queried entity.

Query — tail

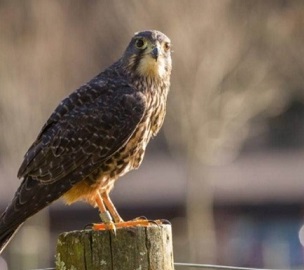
[0,217,23,254]
[0,176,73,254]
[0,188,29,254]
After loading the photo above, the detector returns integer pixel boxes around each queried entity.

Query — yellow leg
[94,191,116,231]
[101,192,124,223]
[93,219,150,231]
[95,192,107,215]
[93,191,152,231]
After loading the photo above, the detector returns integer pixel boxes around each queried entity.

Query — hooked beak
[151,47,159,61]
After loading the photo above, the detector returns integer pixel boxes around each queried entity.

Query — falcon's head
[123,30,172,80]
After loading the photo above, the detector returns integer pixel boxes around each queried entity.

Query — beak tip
[151,47,159,60]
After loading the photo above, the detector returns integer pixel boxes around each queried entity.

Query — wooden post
[55,224,174,270]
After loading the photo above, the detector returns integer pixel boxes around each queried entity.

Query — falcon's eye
[164,42,171,51]
[135,38,147,49]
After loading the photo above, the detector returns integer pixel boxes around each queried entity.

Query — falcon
[0,30,172,253]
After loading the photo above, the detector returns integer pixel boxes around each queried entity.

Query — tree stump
[55,224,174,270]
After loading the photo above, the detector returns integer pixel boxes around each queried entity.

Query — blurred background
[1,0,304,269]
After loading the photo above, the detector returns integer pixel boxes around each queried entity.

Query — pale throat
[136,55,168,78]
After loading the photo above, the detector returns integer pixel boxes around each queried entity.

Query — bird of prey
[0,30,172,253]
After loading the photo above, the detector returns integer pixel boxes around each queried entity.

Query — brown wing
[0,77,147,251]
[18,80,146,185]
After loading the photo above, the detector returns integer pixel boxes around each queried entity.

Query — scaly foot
[92,219,169,231]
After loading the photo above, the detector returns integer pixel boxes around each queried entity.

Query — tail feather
[0,175,73,254]
[0,222,23,254]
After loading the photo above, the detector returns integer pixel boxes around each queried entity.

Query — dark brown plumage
[0,30,172,253]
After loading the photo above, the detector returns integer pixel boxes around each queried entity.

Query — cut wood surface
[55,224,174,270]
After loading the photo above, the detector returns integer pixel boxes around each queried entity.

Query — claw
[144,219,168,226]
[93,221,116,235]
[158,219,171,225]
[134,216,148,220]
[93,219,150,232]
[84,223,94,230]
[92,219,169,233]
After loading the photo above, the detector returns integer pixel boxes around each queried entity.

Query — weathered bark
[55,224,174,270]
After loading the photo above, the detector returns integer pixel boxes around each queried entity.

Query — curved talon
[84,223,94,230]
[147,219,159,225]
[159,219,171,225]
[134,216,148,221]
[144,219,170,226]
[145,219,166,226]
